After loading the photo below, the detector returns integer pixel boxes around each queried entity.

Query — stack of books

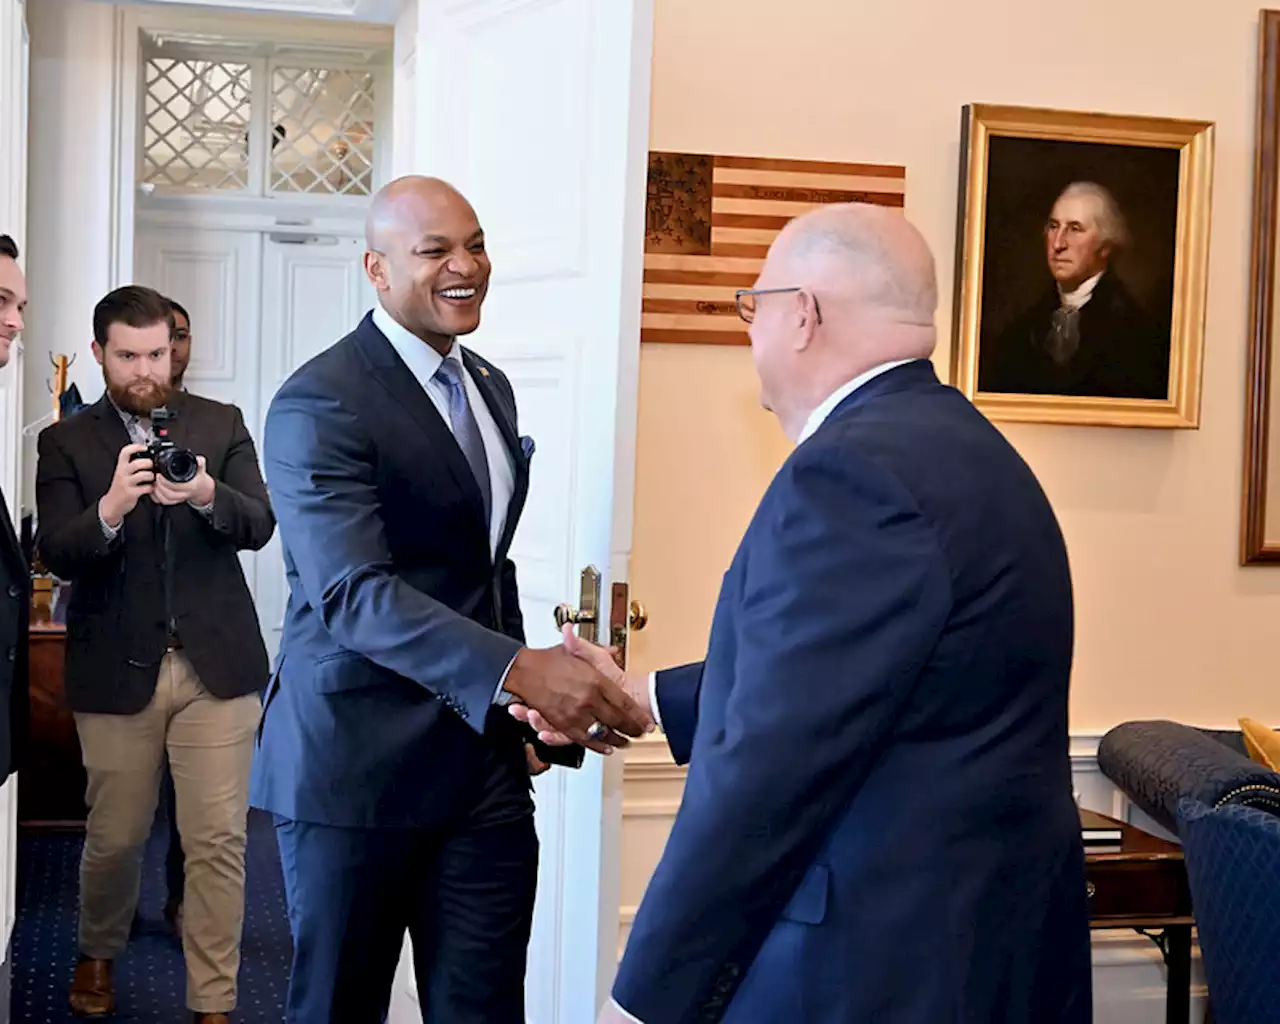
[1079,808,1123,853]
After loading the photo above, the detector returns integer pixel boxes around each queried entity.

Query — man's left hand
[151,455,216,508]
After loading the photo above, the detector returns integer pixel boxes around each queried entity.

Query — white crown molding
[86,0,399,27]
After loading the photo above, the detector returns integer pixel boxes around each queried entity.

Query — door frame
[106,3,393,289]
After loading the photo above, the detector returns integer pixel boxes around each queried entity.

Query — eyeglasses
[734,287,823,325]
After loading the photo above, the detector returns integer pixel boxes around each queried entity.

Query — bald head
[772,202,938,341]
[365,175,474,252]
[363,175,491,352]
[746,203,939,441]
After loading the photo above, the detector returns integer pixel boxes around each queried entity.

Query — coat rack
[21,352,77,438]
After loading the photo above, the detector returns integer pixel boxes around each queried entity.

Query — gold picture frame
[1242,11,1280,564]
[951,103,1214,428]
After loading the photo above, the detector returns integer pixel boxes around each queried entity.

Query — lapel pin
[478,367,490,377]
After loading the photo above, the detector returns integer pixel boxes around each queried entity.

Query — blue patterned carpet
[11,809,291,1022]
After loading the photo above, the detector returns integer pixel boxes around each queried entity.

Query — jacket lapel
[462,347,530,562]
[88,394,135,462]
[355,316,491,539]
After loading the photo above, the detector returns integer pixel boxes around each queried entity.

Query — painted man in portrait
[980,181,1170,400]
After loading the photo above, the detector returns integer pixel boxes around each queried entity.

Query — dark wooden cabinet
[20,624,87,829]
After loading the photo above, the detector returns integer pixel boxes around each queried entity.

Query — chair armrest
[1097,720,1280,833]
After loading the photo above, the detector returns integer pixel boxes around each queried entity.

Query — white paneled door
[255,232,373,661]
[135,225,264,419]
[134,223,372,663]
[390,1,655,1022]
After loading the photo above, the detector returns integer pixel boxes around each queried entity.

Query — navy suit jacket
[614,360,1092,1023]
[250,313,549,828]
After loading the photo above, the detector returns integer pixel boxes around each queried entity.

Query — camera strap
[162,507,176,636]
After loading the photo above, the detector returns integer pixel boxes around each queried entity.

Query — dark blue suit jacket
[249,313,538,828]
[614,360,1092,1023]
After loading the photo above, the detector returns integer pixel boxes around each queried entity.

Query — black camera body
[132,408,199,484]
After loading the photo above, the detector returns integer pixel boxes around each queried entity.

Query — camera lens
[159,448,199,484]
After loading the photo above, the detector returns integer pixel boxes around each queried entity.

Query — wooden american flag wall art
[641,152,907,345]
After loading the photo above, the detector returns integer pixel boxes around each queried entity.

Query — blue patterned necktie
[434,357,492,525]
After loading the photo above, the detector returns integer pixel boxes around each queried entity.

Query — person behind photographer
[35,285,275,1024]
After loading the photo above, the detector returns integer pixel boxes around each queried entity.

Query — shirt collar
[1058,270,1103,309]
[372,304,459,384]
[106,393,141,425]
[796,358,916,444]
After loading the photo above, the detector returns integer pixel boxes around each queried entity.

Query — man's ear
[364,250,389,291]
[91,340,105,367]
[793,290,820,352]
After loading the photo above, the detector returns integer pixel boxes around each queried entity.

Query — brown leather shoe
[68,957,115,1017]
[193,1015,230,1024]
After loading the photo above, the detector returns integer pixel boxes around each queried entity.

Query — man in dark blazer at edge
[249,175,653,1024]
[0,235,30,784]
[521,204,1093,1023]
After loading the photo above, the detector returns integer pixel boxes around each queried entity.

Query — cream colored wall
[629,0,1280,732]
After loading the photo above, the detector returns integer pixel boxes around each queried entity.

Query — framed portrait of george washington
[1243,11,1280,564]
[951,103,1214,429]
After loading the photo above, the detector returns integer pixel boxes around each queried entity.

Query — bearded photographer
[35,285,274,1024]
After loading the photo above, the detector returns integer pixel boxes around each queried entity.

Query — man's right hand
[99,443,154,527]
[503,640,654,755]
[511,625,654,749]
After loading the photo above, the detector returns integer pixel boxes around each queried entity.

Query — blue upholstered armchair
[1175,799,1280,1024]
[1097,720,1280,834]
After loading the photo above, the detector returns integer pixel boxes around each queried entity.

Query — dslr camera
[132,408,199,484]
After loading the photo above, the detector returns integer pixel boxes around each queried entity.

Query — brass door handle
[628,600,647,631]
[554,603,596,630]
[554,567,602,643]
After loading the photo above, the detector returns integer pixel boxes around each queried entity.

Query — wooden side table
[1084,810,1193,1024]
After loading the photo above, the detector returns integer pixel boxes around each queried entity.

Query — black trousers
[273,764,538,1024]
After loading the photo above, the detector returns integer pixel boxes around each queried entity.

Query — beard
[106,372,171,417]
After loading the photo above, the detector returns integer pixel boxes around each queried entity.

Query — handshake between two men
[502,625,651,755]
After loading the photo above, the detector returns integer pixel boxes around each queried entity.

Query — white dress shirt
[372,304,515,558]
[621,356,918,1024]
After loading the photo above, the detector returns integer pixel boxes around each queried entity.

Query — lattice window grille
[142,58,251,192]
[269,66,376,197]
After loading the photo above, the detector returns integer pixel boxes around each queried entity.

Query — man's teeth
[439,287,477,299]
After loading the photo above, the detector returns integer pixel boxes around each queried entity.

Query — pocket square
[520,435,535,460]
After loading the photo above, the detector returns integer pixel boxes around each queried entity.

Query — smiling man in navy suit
[522,202,1092,1023]
[250,176,652,1024]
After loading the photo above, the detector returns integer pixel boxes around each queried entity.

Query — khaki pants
[74,651,261,1014]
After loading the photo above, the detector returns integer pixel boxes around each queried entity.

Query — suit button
[6,584,18,599]
[5,648,13,663]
